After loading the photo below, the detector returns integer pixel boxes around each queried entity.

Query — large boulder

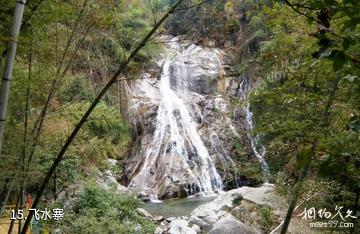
[96,160,129,194]
[136,208,153,220]
[190,184,286,232]
[168,218,198,234]
[208,214,258,234]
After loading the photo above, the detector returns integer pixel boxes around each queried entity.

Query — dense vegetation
[251,0,360,203]
[51,183,155,233]
[169,0,360,231]
[0,0,168,232]
[249,1,360,231]
[0,0,359,233]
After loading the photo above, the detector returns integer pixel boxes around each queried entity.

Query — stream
[141,195,216,218]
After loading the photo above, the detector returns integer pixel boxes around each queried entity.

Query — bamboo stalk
[0,0,27,157]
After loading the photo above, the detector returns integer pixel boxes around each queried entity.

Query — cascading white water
[127,38,270,198]
[129,45,223,197]
[240,78,271,182]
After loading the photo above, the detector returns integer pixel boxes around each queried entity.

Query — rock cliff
[122,37,267,199]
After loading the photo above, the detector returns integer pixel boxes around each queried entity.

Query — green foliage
[59,75,94,103]
[257,205,274,233]
[248,15,266,38]
[54,183,155,234]
[1,0,359,232]
[245,0,360,218]
[35,135,82,191]
[54,101,132,165]
[64,101,131,144]
[318,131,360,193]
[233,195,243,205]
[0,0,150,204]
[165,0,235,45]
[233,138,264,184]
[347,116,360,133]
[295,146,313,170]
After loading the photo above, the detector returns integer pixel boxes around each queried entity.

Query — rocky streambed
[93,160,309,233]
[135,183,313,234]
[135,184,296,234]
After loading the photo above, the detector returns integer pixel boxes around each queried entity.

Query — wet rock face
[122,38,252,198]
[187,73,217,94]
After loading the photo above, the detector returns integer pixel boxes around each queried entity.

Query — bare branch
[283,0,320,23]
[147,0,157,26]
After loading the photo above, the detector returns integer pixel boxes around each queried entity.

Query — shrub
[57,183,155,234]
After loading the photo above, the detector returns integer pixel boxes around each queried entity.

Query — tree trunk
[0,179,15,216]
[0,178,10,203]
[20,0,184,232]
[351,189,360,234]
[18,190,24,234]
[0,0,27,157]
[280,158,311,234]
[354,189,359,216]
[53,171,57,201]
[1,0,45,59]
[8,190,21,234]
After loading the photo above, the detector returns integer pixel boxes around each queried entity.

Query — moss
[233,195,243,205]
[236,153,265,184]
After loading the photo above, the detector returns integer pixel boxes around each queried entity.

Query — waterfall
[129,44,223,197]
[240,78,271,183]
[127,37,270,198]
